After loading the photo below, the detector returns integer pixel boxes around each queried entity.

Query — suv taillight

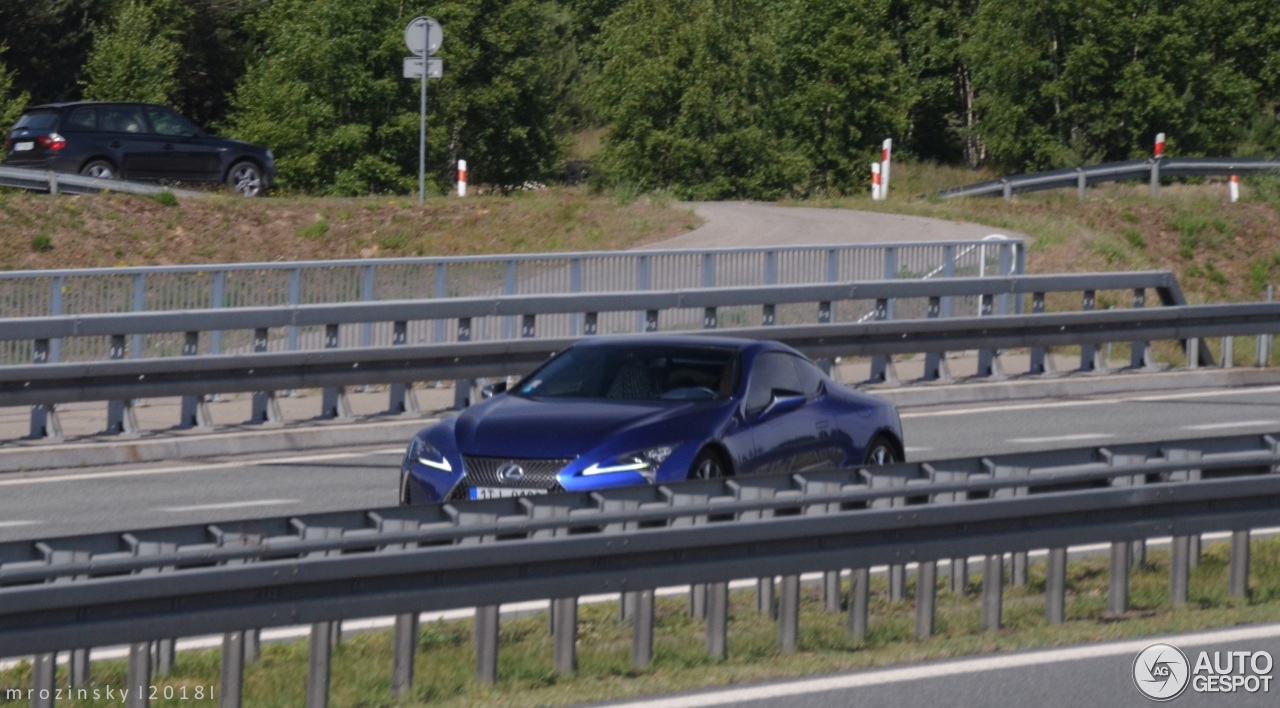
[36,133,66,151]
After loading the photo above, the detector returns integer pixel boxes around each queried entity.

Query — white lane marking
[605,624,1280,708]
[1183,420,1280,431]
[0,520,39,529]
[3,528,1276,673]
[157,499,299,513]
[0,448,405,487]
[1007,433,1115,444]
[900,384,1280,419]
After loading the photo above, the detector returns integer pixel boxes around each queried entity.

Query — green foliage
[151,190,178,207]
[0,45,29,129]
[30,233,52,252]
[298,218,330,240]
[81,0,183,103]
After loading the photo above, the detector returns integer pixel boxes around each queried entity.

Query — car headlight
[406,436,452,472]
[582,445,677,483]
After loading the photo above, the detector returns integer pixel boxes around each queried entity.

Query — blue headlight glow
[407,436,452,472]
[582,445,676,482]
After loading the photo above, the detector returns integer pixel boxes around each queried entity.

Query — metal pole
[221,631,245,708]
[418,24,427,204]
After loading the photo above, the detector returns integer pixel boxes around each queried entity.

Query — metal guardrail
[937,157,1280,201]
[0,165,204,199]
[2,271,1240,437]
[2,432,1278,707]
[0,239,1024,366]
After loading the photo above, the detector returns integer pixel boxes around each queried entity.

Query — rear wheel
[80,160,115,179]
[226,161,264,197]
[863,435,901,465]
[689,448,729,480]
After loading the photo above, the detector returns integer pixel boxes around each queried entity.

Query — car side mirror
[760,389,806,418]
[481,381,508,399]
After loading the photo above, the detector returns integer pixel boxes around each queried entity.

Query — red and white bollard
[1154,132,1165,159]
[871,162,882,201]
[457,159,467,197]
[1229,174,1240,203]
[880,138,892,200]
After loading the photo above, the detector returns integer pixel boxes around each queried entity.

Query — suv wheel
[80,160,115,179]
[227,161,264,197]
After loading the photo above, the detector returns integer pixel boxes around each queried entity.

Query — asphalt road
[1,383,1277,542]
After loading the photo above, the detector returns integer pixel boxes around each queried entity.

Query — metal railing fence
[2,432,1278,707]
[0,165,205,199]
[0,239,1024,366]
[937,156,1280,201]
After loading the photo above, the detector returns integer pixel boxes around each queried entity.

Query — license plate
[470,486,548,500]
[13,141,33,151]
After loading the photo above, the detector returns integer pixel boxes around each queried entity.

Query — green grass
[4,537,1279,707]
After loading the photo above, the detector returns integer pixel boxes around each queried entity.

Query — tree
[0,1,114,104]
[80,0,183,104]
[0,46,30,129]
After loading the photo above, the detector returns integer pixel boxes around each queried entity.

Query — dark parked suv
[3,102,275,197]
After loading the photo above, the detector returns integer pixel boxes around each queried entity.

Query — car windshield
[514,343,740,401]
[13,111,58,131]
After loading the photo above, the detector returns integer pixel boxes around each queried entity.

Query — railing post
[154,638,175,676]
[982,555,1003,631]
[1259,285,1274,367]
[1150,158,1161,199]
[778,574,801,653]
[1046,547,1067,624]
[106,333,138,435]
[870,297,896,383]
[392,612,419,694]
[707,581,729,660]
[553,597,578,675]
[473,605,497,684]
[1109,541,1130,615]
[250,328,282,424]
[1170,535,1191,606]
[976,294,1001,378]
[307,622,332,708]
[923,296,949,381]
[757,576,776,617]
[320,324,351,419]
[916,560,937,639]
[179,331,212,428]
[221,630,246,708]
[1079,290,1099,371]
[1077,167,1087,202]
[28,338,61,440]
[31,653,55,708]
[454,317,472,409]
[1029,292,1048,374]
[127,642,152,708]
[632,589,655,668]
[70,647,91,687]
[387,321,418,414]
[823,571,841,613]
[1230,530,1251,599]
[848,567,870,640]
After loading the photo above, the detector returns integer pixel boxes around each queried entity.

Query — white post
[1229,174,1240,203]
[1154,132,1166,159]
[457,159,467,197]
[880,138,892,200]
[871,162,882,201]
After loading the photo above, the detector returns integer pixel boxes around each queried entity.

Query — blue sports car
[400,335,904,504]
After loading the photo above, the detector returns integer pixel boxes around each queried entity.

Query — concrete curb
[3,369,1276,474]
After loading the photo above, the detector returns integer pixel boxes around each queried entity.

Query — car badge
[497,463,525,484]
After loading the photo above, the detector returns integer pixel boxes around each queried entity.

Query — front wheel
[863,435,902,465]
[80,160,115,179]
[226,161,264,197]
[689,448,729,480]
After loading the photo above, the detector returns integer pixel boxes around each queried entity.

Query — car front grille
[462,456,576,490]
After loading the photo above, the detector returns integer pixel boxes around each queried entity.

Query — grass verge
[3,537,1279,707]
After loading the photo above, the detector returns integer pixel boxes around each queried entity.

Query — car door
[99,105,159,179]
[143,106,221,182]
[740,351,815,475]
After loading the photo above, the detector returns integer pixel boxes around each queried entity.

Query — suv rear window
[13,111,59,131]
[65,107,98,131]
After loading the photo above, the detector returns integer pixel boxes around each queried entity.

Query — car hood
[452,395,725,458]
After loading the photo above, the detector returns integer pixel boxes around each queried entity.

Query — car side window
[792,355,825,397]
[145,106,198,137]
[65,107,97,131]
[745,352,804,414]
[102,106,146,134]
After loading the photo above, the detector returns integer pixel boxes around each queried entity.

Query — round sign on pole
[405,16,443,56]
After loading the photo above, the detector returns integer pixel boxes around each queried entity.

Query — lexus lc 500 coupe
[400,335,904,504]
[3,102,274,196]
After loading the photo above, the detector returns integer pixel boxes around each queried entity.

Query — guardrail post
[1001,179,1012,201]
[982,555,1003,631]
[31,653,55,708]
[320,324,352,419]
[976,294,1003,378]
[247,629,260,662]
[1170,535,1191,605]
[154,638,175,676]
[1230,530,1250,598]
[106,334,139,435]
[869,298,897,384]
[27,338,62,440]
[689,583,707,619]
[762,303,775,326]
[128,642,151,708]
[473,605,497,684]
[46,170,59,196]
[583,311,598,335]
[1223,335,1234,369]
[778,574,800,653]
[1150,158,1161,199]
[916,560,937,639]
[393,612,419,693]
[1079,290,1099,371]
[848,567,870,640]
[922,296,951,381]
[632,589,655,667]
[1130,289,1151,369]
[179,331,213,428]
[950,557,968,595]
[1108,541,1130,615]
[1259,286,1274,366]
[387,321,419,414]
[221,630,245,708]
[1046,547,1067,624]
[71,648,91,687]
[454,317,473,409]
[823,571,841,613]
[707,581,729,660]
[703,306,717,329]
[1029,292,1049,374]
[553,597,578,674]
[250,328,282,424]
[307,622,332,708]
[1076,168,1087,202]
[757,576,776,617]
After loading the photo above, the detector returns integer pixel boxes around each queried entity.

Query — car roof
[571,334,789,354]
[24,101,166,112]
